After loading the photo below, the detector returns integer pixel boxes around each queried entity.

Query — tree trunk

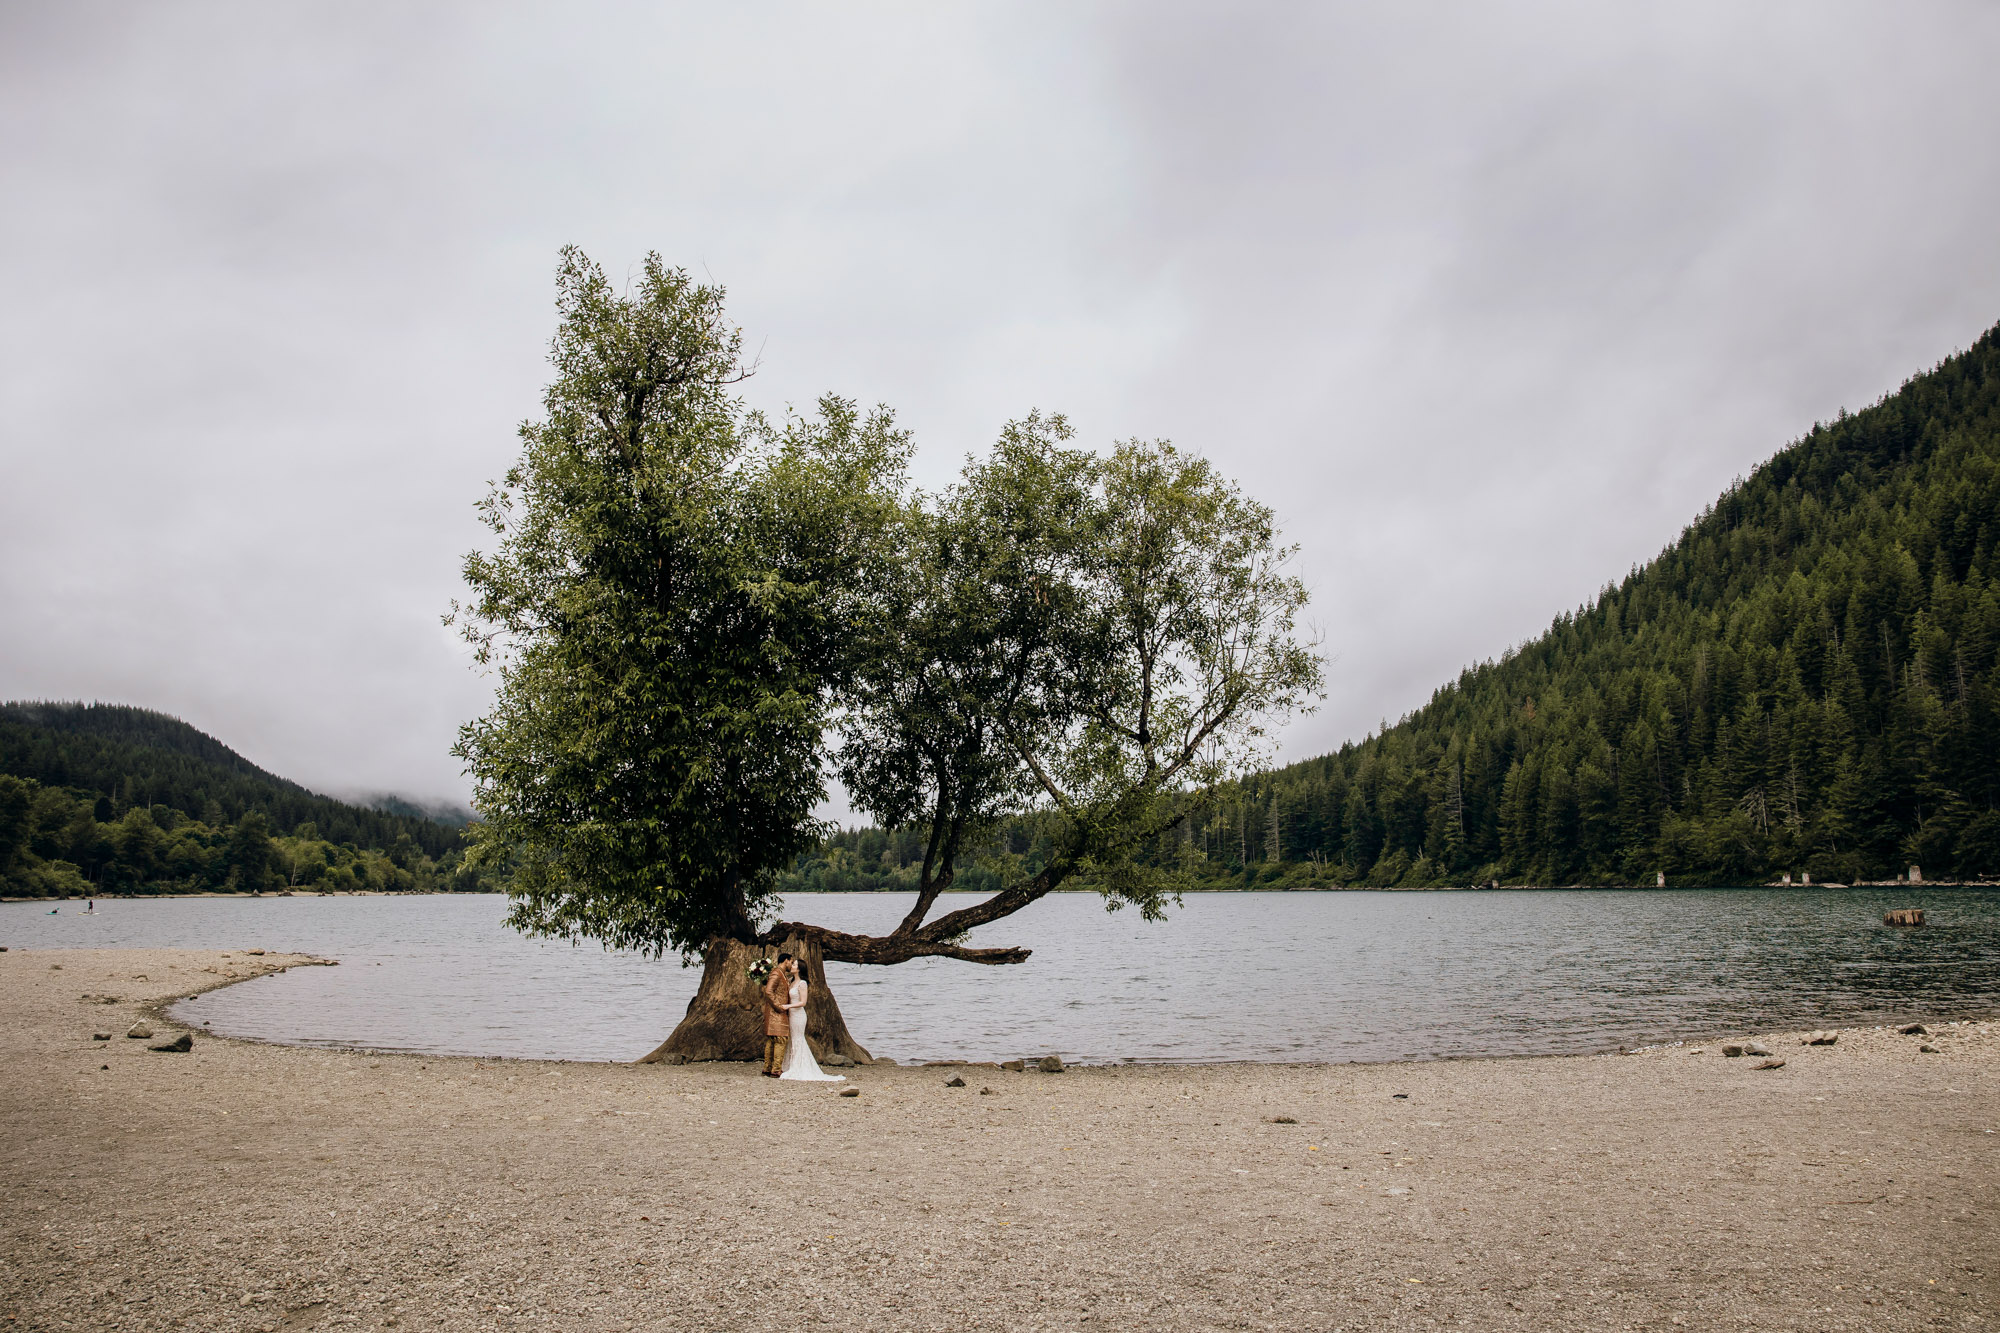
[638,932,874,1065]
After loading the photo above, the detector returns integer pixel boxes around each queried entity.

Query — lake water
[5,888,1996,1065]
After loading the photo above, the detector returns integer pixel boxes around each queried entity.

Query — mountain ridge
[786,323,2000,892]
[1213,321,2000,885]
[0,701,465,858]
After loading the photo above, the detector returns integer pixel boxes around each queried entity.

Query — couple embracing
[759,952,845,1082]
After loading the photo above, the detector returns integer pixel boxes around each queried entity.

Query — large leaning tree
[453,248,1322,1065]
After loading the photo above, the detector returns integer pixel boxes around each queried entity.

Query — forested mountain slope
[0,702,462,860]
[1205,323,2000,886]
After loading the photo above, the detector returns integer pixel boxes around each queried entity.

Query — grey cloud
[2,2,1996,808]
[1084,2,2000,758]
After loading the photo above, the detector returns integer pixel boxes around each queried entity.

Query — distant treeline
[0,774,497,898]
[0,702,462,857]
[788,324,2000,890]
[777,824,1007,896]
[0,702,498,897]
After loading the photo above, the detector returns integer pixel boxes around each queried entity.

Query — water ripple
[3,888,1995,1064]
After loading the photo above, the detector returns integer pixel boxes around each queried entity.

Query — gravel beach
[2,947,1994,1332]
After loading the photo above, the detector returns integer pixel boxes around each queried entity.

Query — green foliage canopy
[451,248,906,957]
[457,249,1323,968]
[809,420,1324,963]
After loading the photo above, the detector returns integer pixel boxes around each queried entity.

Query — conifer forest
[10,325,2000,898]
[794,324,2000,890]
[0,703,489,897]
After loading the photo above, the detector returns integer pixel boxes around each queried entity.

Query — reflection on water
[4,888,1995,1065]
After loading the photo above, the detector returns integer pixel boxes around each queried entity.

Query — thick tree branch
[901,795,949,933]
[758,920,1029,965]
[897,797,969,935]
[916,860,1069,943]
[1005,725,1077,814]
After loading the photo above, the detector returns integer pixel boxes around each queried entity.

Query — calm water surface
[4,889,1996,1065]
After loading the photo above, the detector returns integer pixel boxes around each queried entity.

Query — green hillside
[1195,324,2000,886]
[779,327,2000,893]
[0,702,491,897]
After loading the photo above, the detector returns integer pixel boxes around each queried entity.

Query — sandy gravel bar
[2,949,1995,1332]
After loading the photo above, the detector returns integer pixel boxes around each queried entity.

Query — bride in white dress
[778,962,845,1082]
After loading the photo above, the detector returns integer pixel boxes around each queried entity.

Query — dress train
[777,979,845,1082]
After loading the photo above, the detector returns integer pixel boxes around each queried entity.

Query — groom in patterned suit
[760,952,796,1077]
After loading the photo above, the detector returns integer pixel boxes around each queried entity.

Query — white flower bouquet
[746,956,774,984]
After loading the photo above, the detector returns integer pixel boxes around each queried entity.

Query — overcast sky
[3,3,1998,814]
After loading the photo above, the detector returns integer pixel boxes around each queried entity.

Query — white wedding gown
[778,978,845,1082]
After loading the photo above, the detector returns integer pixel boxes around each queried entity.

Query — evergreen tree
[798,321,2000,890]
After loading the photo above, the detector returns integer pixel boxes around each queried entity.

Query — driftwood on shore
[1883,908,1925,927]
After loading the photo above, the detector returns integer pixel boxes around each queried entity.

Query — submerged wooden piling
[1883,908,1925,927]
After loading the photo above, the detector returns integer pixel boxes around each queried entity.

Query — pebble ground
[2,947,1995,1332]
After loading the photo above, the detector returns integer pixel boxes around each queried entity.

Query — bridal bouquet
[746,957,774,984]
